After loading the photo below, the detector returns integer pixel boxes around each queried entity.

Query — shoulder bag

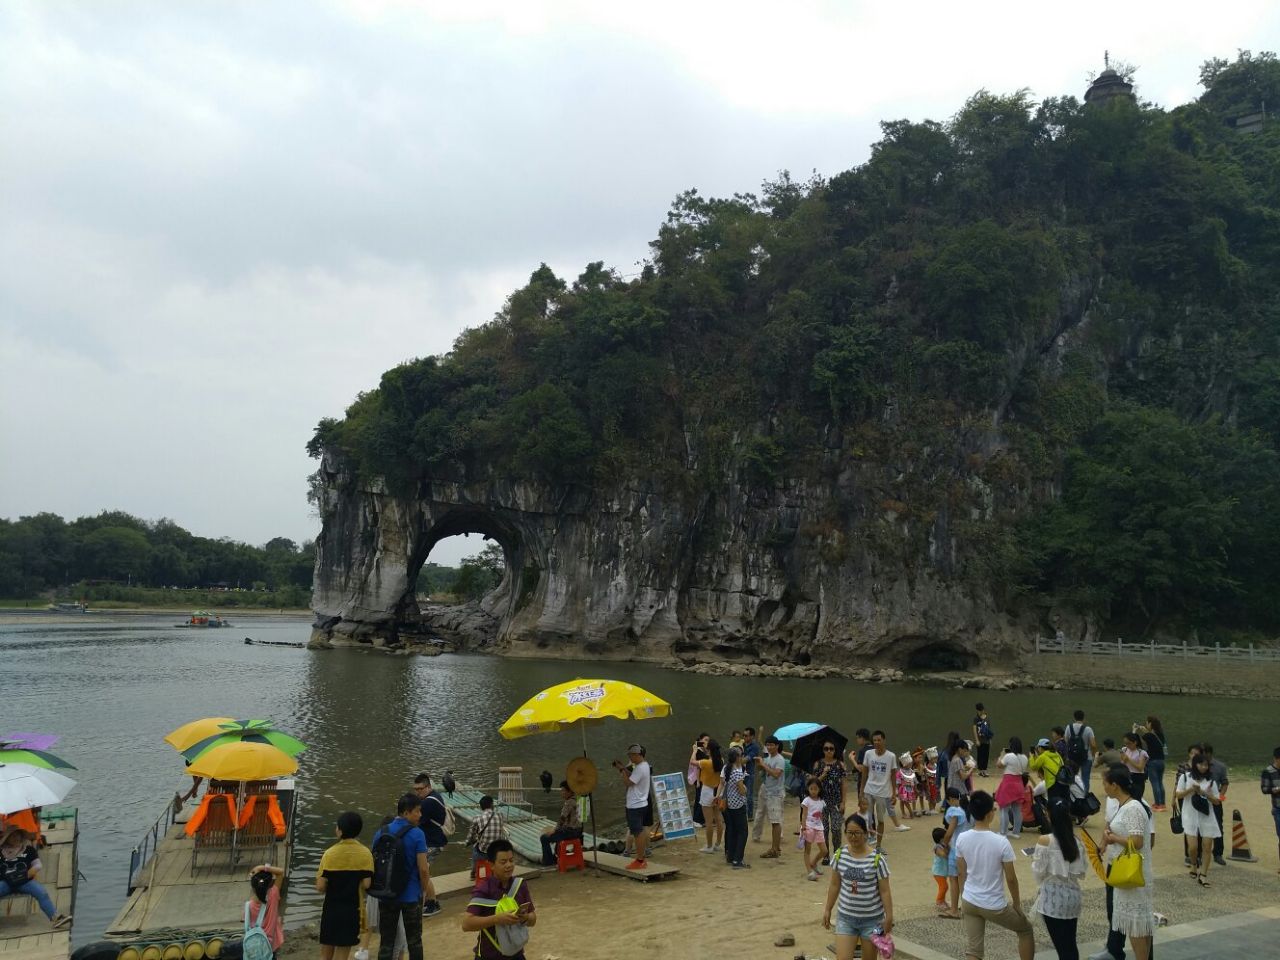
[1106,836,1145,889]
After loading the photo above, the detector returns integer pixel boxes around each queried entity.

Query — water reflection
[0,613,1269,945]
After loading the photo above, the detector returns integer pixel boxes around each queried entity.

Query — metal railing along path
[1034,636,1280,662]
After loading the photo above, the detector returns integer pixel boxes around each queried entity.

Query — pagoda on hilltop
[1085,52,1135,105]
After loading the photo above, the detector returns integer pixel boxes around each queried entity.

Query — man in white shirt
[955,790,1034,960]
[613,743,651,870]
[859,730,911,843]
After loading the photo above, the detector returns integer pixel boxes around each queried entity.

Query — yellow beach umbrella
[164,717,235,752]
[498,678,671,869]
[186,741,297,781]
[498,679,671,740]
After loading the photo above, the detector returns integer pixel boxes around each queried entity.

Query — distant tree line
[311,52,1280,641]
[0,510,316,600]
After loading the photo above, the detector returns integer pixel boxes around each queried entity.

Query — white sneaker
[354,950,369,960]
[699,845,714,853]
[712,843,721,851]
[1087,951,1117,960]
[807,869,819,881]
[895,824,911,832]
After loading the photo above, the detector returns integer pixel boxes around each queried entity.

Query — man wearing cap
[612,744,651,870]
[753,735,787,856]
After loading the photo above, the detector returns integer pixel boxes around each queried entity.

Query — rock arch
[308,449,1031,664]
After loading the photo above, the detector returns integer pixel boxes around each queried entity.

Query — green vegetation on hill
[312,52,1280,640]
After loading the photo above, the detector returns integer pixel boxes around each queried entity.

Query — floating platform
[105,781,297,956]
[441,784,678,881]
[0,806,78,960]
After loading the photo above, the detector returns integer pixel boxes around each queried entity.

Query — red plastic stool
[556,838,585,873]
[474,859,494,882]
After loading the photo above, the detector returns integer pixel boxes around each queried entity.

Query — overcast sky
[2,1,1276,566]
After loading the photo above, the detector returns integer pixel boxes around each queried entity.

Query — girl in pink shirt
[247,863,286,953]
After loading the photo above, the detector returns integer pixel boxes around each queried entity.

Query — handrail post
[1215,642,1221,661]
[1182,640,1187,658]
[1117,636,1122,657]
[1150,637,1155,658]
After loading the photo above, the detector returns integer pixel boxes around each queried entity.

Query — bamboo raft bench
[0,807,77,960]
[442,782,679,881]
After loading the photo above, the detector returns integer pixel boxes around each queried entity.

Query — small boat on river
[47,602,89,614]
[104,777,298,958]
[174,611,230,628]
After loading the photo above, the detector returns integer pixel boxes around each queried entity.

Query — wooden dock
[0,807,77,960]
[105,783,296,951]
[441,785,678,881]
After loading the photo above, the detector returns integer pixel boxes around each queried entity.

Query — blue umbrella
[772,722,823,741]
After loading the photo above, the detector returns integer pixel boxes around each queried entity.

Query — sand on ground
[280,766,1280,960]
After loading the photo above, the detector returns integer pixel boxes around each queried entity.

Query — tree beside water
[0,510,316,604]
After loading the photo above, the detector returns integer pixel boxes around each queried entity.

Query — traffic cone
[1229,808,1259,862]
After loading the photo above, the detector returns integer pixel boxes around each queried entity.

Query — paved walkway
[892,904,1280,960]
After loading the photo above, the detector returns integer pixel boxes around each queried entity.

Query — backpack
[242,900,273,960]
[425,794,455,839]
[976,717,993,741]
[477,877,531,957]
[368,822,413,901]
[1066,724,1088,767]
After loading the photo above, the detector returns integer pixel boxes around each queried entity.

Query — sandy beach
[278,767,1279,960]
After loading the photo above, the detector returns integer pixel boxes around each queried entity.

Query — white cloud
[2,0,1277,562]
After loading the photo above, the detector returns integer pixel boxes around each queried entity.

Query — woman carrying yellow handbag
[1100,768,1154,960]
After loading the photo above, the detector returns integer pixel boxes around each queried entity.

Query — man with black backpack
[370,793,431,960]
[1064,710,1097,789]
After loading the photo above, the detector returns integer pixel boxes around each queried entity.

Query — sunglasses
[823,746,836,751]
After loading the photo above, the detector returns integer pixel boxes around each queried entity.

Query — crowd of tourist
[660,706,1275,960]
[280,706,1280,960]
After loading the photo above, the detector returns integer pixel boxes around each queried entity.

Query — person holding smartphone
[462,839,536,960]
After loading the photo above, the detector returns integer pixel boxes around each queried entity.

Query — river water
[2,613,1271,946]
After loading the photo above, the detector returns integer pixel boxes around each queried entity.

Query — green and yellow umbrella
[0,748,75,771]
[180,722,306,764]
[164,717,236,752]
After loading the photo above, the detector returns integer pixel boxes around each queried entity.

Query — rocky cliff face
[310,281,1106,666]
[309,449,1038,666]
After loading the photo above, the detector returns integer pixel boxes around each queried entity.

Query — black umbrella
[790,725,849,775]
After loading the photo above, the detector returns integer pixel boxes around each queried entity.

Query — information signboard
[650,771,698,840]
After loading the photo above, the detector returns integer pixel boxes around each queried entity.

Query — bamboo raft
[442,783,680,880]
[0,807,77,960]
[105,780,298,955]
[441,784,622,863]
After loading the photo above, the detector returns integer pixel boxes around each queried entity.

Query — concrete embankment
[1020,651,1280,699]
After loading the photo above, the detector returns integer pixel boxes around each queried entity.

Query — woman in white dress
[1174,752,1221,885]
[1101,767,1153,960]
[1032,798,1086,960]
